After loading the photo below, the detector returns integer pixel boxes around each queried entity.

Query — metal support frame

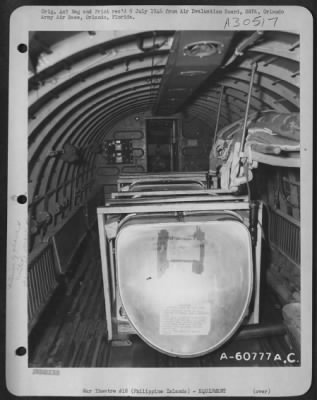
[249,202,262,324]
[111,188,238,199]
[100,200,249,215]
[108,240,116,304]
[116,172,209,191]
[106,194,248,206]
[97,213,113,340]
[97,197,262,341]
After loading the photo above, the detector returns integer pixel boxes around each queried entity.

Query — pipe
[235,323,286,341]
[213,86,225,146]
[239,62,257,156]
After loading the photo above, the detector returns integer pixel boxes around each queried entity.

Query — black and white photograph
[5,4,314,397]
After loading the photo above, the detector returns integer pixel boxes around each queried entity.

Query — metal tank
[115,211,253,357]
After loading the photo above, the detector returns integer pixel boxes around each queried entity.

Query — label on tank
[167,236,201,261]
[160,303,210,336]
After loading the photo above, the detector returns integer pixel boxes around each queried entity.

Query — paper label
[160,303,210,336]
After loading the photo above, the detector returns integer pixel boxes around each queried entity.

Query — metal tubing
[239,62,257,156]
[98,200,249,215]
[213,85,225,145]
[236,323,286,341]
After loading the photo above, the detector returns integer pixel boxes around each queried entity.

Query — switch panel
[103,139,133,164]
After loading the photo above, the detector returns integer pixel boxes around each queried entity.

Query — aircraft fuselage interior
[27,29,302,367]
